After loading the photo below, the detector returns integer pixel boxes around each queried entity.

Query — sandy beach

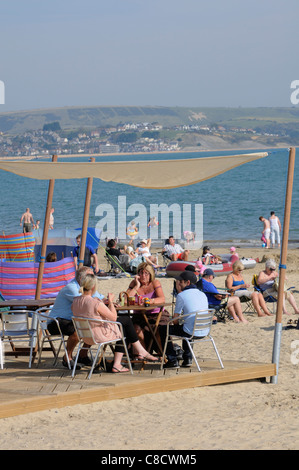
[0,245,298,450]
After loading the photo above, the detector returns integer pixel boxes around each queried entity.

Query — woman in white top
[136,239,159,268]
[269,211,281,248]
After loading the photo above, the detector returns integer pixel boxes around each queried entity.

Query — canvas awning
[0,152,268,188]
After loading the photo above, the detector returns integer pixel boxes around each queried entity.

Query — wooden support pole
[35,155,57,300]
[78,158,95,269]
[271,147,296,383]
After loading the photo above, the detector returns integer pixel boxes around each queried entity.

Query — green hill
[1,105,299,135]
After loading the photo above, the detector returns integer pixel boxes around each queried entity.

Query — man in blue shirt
[200,268,247,323]
[159,271,208,369]
[48,266,104,369]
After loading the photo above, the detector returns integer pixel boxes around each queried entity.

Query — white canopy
[0,152,268,188]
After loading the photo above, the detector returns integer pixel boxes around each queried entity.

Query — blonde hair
[79,273,97,294]
[232,260,244,272]
[137,262,155,282]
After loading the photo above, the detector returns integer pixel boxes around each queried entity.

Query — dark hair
[107,239,116,248]
[46,252,57,262]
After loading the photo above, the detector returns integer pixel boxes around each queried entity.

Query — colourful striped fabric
[0,232,35,262]
[0,257,75,299]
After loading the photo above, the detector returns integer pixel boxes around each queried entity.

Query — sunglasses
[269,268,275,271]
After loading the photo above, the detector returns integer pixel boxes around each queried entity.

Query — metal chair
[0,309,37,369]
[160,309,224,372]
[35,307,71,369]
[71,316,133,379]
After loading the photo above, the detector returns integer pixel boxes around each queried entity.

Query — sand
[0,246,298,450]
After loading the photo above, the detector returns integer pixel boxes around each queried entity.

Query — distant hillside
[1,105,299,135]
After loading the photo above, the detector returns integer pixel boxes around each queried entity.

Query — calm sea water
[0,148,298,247]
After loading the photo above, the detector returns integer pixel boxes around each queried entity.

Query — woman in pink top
[72,274,157,372]
[126,262,169,349]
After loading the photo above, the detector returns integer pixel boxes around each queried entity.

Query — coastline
[0,144,287,161]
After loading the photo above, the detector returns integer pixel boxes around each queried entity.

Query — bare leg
[286,293,299,314]
[228,297,248,323]
[257,293,273,316]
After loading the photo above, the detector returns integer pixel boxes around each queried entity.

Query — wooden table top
[0,299,55,309]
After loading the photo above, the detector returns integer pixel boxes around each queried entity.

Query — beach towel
[0,232,35,262]
[0,257,75,299]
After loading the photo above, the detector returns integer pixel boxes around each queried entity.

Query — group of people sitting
[47,232,299,373]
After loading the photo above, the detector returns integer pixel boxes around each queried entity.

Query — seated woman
[71,273,158,373]
[136,238,159,268]
[226,260,272,317]
[126,262,169,349]
[257,259,299,315]
[202,246,222,265]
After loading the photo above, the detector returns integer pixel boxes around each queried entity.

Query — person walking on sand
[269,211,281,248]
[20,208,34,233]
[259,216,270,249]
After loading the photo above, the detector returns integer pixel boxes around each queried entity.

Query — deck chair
[0,310,37,369]
[196,277,229,322]
[105,253,131,274]
[160,309,224,372]
[71,317,133,379]
[252,274,277,314]
[35,307,71,369]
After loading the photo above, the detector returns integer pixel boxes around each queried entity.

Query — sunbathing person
[226,260,272,317]
[71,273,158,372]
[162,236,189,261]
[136,238,159,268]
[257,259,299,315]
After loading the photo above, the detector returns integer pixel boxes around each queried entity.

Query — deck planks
[0,353,276,419]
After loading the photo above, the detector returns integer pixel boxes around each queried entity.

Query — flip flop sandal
[112,365,129,373]
[136,355,159,363]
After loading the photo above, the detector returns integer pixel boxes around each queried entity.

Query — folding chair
[197,277,229,322]
[160,309,224,372]
[35,307,71,369]
[72,317,133,379]
[252,274,277,314]
[0,310,37,369]
[239,295,254,315]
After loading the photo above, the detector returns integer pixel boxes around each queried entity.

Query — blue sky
[0,0,298,111]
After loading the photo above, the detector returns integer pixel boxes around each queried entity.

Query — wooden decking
[0,350,276,419]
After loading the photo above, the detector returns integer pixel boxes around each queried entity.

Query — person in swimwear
[20,208,34,233]
[259,216,270,249]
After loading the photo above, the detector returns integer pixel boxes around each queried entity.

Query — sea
[0,147,298,249]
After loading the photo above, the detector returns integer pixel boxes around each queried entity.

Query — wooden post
[35,155,58,300]
[271,147,296,383]
[78,158,95,269]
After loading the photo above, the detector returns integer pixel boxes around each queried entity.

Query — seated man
[159,270,209,369]
[162,235,189,261]
[106,239,122,257]
[73,234,99,273]
[47,266,104,368]
[200,268,248,323]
